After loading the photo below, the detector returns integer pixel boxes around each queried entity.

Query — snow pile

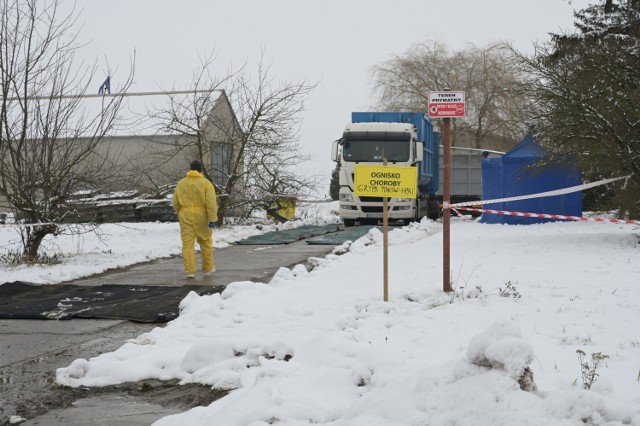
[466,319,537,390]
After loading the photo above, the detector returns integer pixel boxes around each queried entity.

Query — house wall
[98,133,198,193]
[202,92,246,216]
[89,90,244,194]
[203,91,245,189]
[0,194,10,212]
[452,128,517,153]
[0,90,245,218]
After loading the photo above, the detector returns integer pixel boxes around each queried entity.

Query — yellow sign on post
[353,164,418,303]
[353,165,418,198]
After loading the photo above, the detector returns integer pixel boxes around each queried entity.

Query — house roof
[92,89,225,137]
[10,88,226,138]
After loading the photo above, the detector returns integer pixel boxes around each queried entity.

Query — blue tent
[479,134,582,224]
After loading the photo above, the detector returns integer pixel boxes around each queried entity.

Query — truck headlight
[340,193,354,202]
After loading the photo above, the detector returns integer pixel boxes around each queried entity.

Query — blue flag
[98,76,111,95]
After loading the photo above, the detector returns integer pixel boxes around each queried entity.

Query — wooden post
[383,157,389,302]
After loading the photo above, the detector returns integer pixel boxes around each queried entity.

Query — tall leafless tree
[151,53,318,224]
[370,39,530,149]
[0,0,134,262]
[141,53,239,192]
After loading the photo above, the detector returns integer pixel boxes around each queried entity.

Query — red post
[442,117,452,293]
[428,89,464,293]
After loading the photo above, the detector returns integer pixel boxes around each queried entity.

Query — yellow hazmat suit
[172,170,218,275]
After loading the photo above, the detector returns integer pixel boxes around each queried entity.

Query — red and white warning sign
[428,91,465,118]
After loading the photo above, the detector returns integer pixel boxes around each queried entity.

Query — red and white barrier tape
[449,175,631,208]
[453,206,640,226]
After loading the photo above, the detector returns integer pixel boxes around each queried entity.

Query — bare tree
[227,57,319,223]
[0,0,134,262]
[151,52,318,224]
[139,53,239,191]
[370,39,530,149]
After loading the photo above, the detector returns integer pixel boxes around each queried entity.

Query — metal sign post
[428,91,465,293]
[442,117,452,293]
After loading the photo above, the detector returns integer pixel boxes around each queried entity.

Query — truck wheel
[343,219,356,227]
[414,206,422,223]
[428,200,441,220]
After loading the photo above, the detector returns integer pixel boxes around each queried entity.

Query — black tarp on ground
[0,282,222,323]
[236,224,341,245]
[306,226,379,245]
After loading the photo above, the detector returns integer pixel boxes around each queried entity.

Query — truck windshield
[342,139,410,163]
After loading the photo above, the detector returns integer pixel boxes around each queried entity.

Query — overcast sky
[70,0,592,196]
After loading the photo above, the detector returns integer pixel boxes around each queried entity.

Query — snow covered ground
[2,202,640,425]
[0,203,340,284]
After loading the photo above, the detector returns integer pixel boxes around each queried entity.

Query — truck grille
[362,206,384,213]
[359,196,383,202]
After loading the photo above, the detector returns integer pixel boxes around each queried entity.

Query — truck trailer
[435,146,502,207]
[331,112,441,227]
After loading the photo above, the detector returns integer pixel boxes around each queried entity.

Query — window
[211,144,233,187]
[342,140,410,163]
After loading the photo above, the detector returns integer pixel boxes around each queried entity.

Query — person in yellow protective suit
[172,160,218,279]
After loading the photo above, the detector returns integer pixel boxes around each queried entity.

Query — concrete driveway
[1,239,336,426]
